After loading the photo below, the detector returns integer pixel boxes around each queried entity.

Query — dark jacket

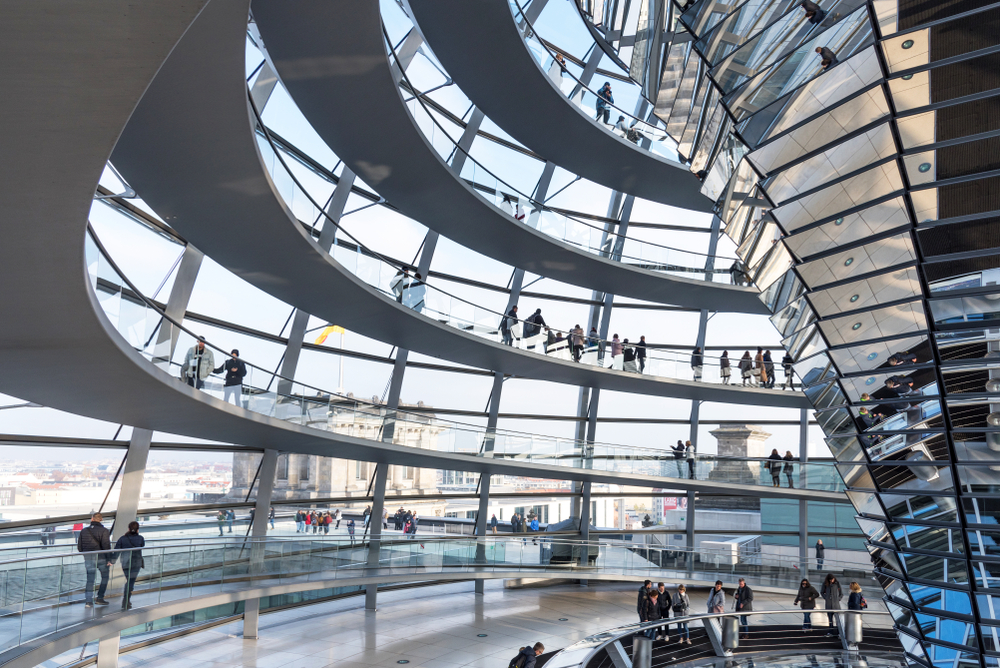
[515,647,537,668]
[818,46,838,64]
[635,342,646,359]
[501,308,517,334]
[767,452,782,472]
[637,584,650,613]
[672,442,685,460]
[114,532,145,571]
[720,354,730,369]
[763,351,774,376]
[795,584,819,610]
[739,355,752,372]
[848,592,865,610]
[783,453,795,472]
[78,522,111,553]
[691,350,703,367]
[623,346,636,363]
[816,541,826,558]
[641,595,662,622]
[734,584,753,612]
[596,86,613,109]
[657,590,671,618]
[822,581,843,610]
[214,357,247,387]
[524,312,546,338]
[782,354,793,371]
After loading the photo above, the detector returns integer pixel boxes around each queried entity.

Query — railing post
[365,463,388,610]
[606,640,632,668]
[722,616,740,650]
[96,632,121,668]
[703,615,731,657]
[632,636,652,668]
[243,448,277,640]
[842,612,862,650]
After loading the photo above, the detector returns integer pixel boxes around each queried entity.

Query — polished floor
[113,581,884,668]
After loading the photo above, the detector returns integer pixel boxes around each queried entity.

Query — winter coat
[635,341,646,359]
[78,522,111,553]
[815,541,826,559]
[490,516,498,528]
[213,356,246,386]
[596,86,614,110]
[530,518,539,531]
[763,352,775,378]
[514,647,537,668]
[641,595,662,622]
[611,338,623,357]
[739,355,752,372]
[795,585,819,610]
[720,354,730,369]
[734,584,753,612]
[691,350,703,367]
[657,590,671,618]
[637,584,650,613]
[848,592,865,610]
[671,591,690,615]
[114,532,145,572]
[622,346,635,363]
[822,581,843,610]
[571,327,585,347]
[707,588,726,613]
[182,345,215,381]
[783,453,795,472]
[766,452,782,472]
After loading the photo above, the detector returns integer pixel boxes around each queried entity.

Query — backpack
[508,650,529,668]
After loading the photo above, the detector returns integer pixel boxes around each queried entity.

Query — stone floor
[110,580,889,668]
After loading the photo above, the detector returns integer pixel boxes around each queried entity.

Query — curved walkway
[110,1,800,407]
[0,535,872,668]
[407,0,709,211]
[249,0,763,313]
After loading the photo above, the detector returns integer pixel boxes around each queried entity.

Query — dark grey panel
[407,0,714,211]
[249,0,766,312]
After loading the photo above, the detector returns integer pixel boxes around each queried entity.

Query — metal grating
[899,0,999,31]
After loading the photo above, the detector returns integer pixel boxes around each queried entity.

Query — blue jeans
[296,521,304,532]
[739,615,749,634]
[676,621,689,640]
[84,555,109,603]
[803,612,812,628]
[644,627,657,640]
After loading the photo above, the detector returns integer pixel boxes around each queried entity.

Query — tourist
[610,334,623,367]
[622,339,637,372]
[501,305,518,346]
[490,513,498,534]
[227,509,235,533]
[740,351,753,385]
[816,46,838,69]
[637,580,653,622]
[691,346,704,382]
[510,643,545,668]
[755,347,766,386]
[763,350,775,388]
[641,590,661,639]
[656,583,671,641]
[636,336,647,373]
[113,521,144,610]
[734,577,754,638]
[848,582,867,610]
[571,324,585,361]
[213,349,246,406]
[363,505,371,528]
[334,508,342,529]
[78,512,112,607]
[783,450,796,488]
[821,574,843,634]
[815,539,825,569]
[390,266,410,302]
[323,511,332,534]
[595,82,613,124]
[686,440,696,479]
[295,509,305,533]
[216,509,226,536]
[707,580,726,613]
[588,327,600,347]
[672,440,686,477]
[672,585,691,644]
[782,352,795,389]
[347,518,356,545]
[523,308,546,339]
[800,0,826,23]
[767,448,782,487]
[794,578,819,630]
[720,350,730,384]
[181,337,215,390]
[269,506,275,530]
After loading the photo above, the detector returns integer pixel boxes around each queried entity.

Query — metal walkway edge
[407,0,711,211]
[249,0,766,314]
[110,0,803,407]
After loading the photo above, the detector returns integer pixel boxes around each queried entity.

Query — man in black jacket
[656,582,671,641]
[78,513,112,607]
[215,349,247,406]
[524,309,546,339]
[734,577,754,638]
[501,305,518,346]
[637,580,652,622]
[511,642,545,668]
[636,336,647,374]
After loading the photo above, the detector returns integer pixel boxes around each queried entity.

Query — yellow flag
[314,325,345,345]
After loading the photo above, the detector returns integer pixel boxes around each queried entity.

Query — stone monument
[702,424,772,510]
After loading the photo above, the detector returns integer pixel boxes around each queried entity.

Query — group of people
[294,509,348,537]
[76,512,146,610]
[509,512,541,542]
[181,338,247,405]
[636,570,867,642]
[765,449,798,488]
[707,348,794,389]
[389,266,426,312]
[391,507,420,538]
[671,440,697,479]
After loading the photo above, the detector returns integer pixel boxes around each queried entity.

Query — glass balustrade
[86,228,841,493]
[252,107,774,390]
[0,535,871,653]
[375,31,737,282]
